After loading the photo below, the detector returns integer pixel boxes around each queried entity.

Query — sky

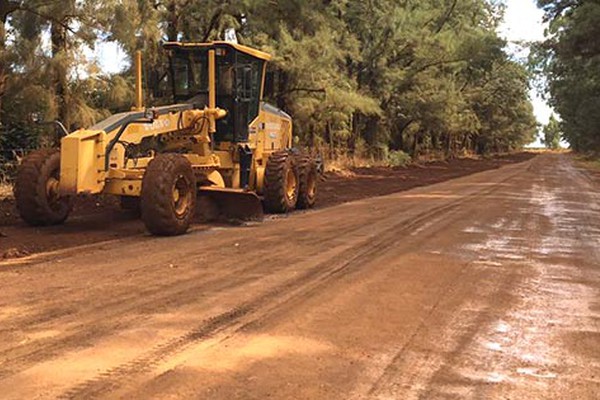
[498,0,554,146]
[94,0,554,145]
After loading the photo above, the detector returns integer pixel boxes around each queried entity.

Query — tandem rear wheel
[263,150,318,214]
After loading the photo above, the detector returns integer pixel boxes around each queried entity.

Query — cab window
[170,50,209,102]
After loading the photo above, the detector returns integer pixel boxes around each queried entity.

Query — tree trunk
[51,19,69,138]
[166,1,178,42]
[325,121,334,160]
[0,0,18,127]
[349,112,360,156]
[394,119,414,152]
[363,115,378,147]
[413,132,420,157]
[0,14,6,126]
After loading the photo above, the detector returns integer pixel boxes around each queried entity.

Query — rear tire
[141,154,196,236]
[263,150,299,213]
[296,154,318,209]
[14,149,72,226]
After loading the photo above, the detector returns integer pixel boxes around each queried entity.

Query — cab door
[232,54,263,143]
[214,49,264,143]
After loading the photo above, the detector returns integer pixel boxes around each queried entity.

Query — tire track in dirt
[366,155,600,399]
[364,260,523,399]
[0,213,375,332]
[60,201,465,398]
[362,163,542,398]
[57,167,525,399]
[0,223,401,380]
[0,185,472,377]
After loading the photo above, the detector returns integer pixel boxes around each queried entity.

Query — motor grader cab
[15,42,318,235]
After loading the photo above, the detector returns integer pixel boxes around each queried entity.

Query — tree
[0,0,19,126]
[542,114,562,149]
[533,0,600,152]
[1,0,539,172]
[0,0,117,151]
[341,0,534,157]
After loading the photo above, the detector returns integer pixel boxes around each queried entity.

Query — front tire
[263,150,299,213]
[141,154,196,236]
[14,149,72,226]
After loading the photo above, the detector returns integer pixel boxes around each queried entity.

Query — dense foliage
[0,0,537,168]
[542,114,561,149]
[534,0,600,152]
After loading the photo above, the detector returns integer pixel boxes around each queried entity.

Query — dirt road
[0,153,598,399]
[0,153,533,259]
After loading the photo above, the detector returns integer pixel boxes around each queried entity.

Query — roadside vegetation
[541,115,561,150]
[0,182,10,199]
[0,0,537,181]
[574,154,600,174]
[533,0,600,154]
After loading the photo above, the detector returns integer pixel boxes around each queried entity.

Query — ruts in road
[0,153,598,399]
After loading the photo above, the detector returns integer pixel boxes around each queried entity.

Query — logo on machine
[265,122,280,131]
[144,119,171,131]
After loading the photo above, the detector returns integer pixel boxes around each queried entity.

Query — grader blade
[199,187,264,221]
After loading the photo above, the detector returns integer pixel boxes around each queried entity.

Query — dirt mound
[317,152,535,208]
[0,152,536,260]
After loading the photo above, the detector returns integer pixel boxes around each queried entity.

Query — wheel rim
[285,168,297,202]
[172,175,192,218]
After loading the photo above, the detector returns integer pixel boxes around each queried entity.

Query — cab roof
[162,41,272,61]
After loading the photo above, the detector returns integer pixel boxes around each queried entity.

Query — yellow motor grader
[14,42,318,235]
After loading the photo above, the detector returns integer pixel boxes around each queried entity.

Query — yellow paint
[163,41,272,61]
[205,170,225,188]
[104,179,142,196]
[60,130,106,195]
[248,109,293,193]
[59,41,293,200]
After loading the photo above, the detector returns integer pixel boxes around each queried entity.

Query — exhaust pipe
[134,50,143,111]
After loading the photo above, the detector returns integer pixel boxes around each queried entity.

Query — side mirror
[28,113,70,137]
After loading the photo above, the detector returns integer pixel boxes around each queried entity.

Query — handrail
[101,104,196,171]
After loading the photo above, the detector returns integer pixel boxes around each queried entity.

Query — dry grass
[324,156,377,174]
[575,155,600,172]
[324,152,411,173]
[526,148,571,154]
[0,182,13,200]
